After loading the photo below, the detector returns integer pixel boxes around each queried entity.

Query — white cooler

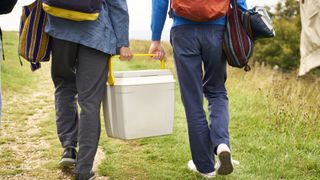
[103,69,175,140]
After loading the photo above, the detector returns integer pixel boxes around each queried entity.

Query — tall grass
[1,31,37,93]
[100,41,320,179]
[227,63,320,179]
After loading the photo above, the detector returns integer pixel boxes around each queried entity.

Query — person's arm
[151,0,169,41]
[106,0,131,55]
[149,0,169,60]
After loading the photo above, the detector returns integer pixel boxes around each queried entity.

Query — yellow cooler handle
[107,54,166,86]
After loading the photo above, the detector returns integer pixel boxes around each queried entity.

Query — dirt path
[0,63,107,179]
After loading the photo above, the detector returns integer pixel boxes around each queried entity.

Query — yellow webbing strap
[42,3,99,21]
[107,54,166,86]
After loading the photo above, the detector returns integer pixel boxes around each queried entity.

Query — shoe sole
[188,160,215,178]
[217,151,233,175]
[59,158,76,167]
[89,175,96,180]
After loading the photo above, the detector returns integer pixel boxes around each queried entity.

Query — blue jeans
[170,25,230,173]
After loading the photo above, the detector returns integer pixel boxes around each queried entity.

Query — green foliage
[253,0,301,71]
[1,31,37,92]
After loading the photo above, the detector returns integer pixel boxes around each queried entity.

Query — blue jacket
[45,0,129,55]
[151,0,248,41]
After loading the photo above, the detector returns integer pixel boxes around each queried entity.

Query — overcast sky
[0,0,280,40]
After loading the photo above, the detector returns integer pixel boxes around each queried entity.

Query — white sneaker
[216,144,233,175]
[187,160,216,178]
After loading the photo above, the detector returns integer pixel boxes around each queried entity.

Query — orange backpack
[170,0,230,22]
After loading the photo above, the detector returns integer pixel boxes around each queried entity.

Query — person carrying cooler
[149,0,247,178]
[45,0,132,179]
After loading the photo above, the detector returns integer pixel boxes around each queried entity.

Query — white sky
[0,0,280,40]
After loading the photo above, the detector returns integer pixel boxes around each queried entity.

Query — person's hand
[119,47,133,61]
[148,41,166,60]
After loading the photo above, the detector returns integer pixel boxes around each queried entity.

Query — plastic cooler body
[103,69,175,140]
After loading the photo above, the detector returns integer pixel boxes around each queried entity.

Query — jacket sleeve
[151,0,169,41]
[106,0,130,50]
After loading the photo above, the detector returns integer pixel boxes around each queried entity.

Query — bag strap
[168,0,173,18]
[230,0,237,7]
[226,0,238,17]
[107,54,166,86]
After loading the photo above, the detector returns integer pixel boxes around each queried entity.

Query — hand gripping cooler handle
[107,54,166,86]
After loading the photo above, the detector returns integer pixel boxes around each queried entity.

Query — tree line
[253,0,301,71]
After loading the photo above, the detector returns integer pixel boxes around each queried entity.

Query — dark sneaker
[216,144,233,175]
[75,170,96,180]
[59,148,77,167]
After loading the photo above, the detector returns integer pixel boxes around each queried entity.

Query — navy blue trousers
[170,25,230,174]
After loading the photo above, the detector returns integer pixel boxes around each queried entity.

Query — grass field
[0,32,319,179]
